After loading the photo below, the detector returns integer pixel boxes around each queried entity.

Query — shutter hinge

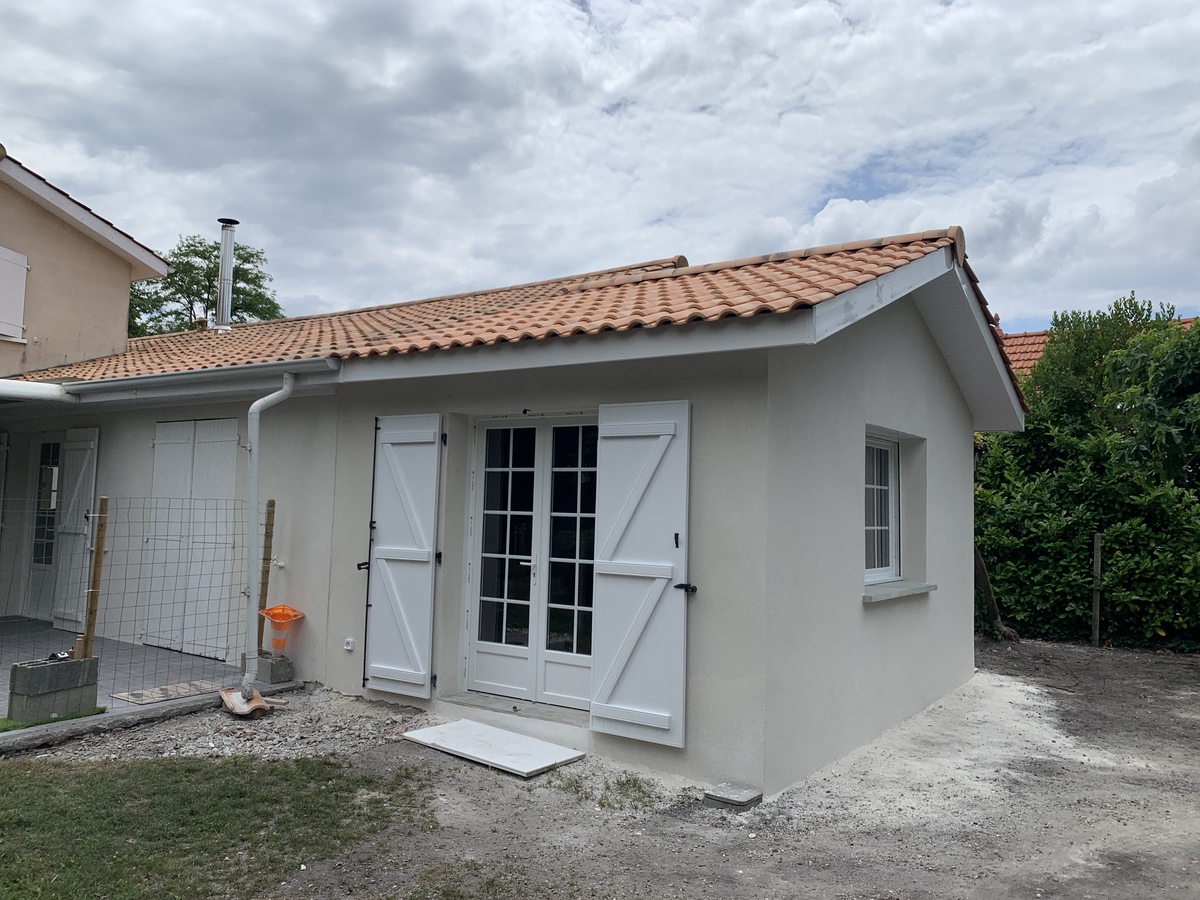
[369,520,376,530]
[441,432,447,446]
[435,551,442,565]
[430,674,437,688]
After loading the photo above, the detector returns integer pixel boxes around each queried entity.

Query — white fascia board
[912,267,1025,432]
[810,248,954,343]
[338,305,818,384]
[0,158,169,282]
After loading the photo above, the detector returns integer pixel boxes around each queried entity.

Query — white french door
[468,419,597,710]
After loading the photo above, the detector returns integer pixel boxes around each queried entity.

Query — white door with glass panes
[468,420,597,709]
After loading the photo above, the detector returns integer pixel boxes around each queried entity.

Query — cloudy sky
[2,0,1197,332]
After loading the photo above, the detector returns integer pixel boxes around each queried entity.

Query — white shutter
[590,400,690,747]
[0,245,27,339]
[190,419,238,500]
[51,427,99,625]
[365,414,442,699]
[184,419,239,659]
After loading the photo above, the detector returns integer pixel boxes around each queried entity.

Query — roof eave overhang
[804,246,1024,431]
[0,158,169,282]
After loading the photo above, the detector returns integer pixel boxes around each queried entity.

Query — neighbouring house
[0,169,1025,792]
[0,143,168,633]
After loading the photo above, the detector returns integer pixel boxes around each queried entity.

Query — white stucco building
[0,214,1024,794]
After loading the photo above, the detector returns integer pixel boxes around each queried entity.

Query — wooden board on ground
[403,719,585,777]
[111,680,224,704]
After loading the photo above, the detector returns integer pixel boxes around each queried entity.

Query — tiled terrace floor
[0,616,242,718]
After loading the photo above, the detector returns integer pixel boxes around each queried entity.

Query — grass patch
[409,859,529,899]
[547,768,657,811]
[0,756,436,899]
[0,707,106,733]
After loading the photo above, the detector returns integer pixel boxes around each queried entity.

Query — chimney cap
[217,217,240,226]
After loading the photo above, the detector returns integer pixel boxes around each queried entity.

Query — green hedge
[976,296,1200,650]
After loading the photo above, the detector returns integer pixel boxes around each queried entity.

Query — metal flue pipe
[214,217,238,333]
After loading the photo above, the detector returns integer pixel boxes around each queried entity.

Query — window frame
[864,435,901,584]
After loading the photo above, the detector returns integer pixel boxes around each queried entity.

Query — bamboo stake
[1091,532,1102,647]
[81,496,109,659]
[256,499,276,652]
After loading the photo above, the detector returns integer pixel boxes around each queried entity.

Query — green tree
[975,294,1200,648]
[129,234,283,337]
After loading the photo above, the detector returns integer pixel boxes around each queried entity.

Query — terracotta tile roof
[1000,318,1196,377]
[19,228,1002,385]
[1000,330,1047,377]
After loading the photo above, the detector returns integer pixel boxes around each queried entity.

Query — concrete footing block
[257,653,294,684]
[702,782,763,811]
[8,657,100,723]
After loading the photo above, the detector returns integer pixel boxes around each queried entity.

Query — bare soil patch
[12,641,1200,898]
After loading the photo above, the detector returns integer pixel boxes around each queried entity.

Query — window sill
[862,581,937,604]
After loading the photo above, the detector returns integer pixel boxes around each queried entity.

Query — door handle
[673,582,697,594]
[356,560,370,571]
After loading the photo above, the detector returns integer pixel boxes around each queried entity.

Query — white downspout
[241,372,294,694]
[0,381,79,402]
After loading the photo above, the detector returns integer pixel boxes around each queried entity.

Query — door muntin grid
[477,426,536,647]
[546,425,597,656]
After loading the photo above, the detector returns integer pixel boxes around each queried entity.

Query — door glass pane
[546,607,574,653]
[484,472,508,511]
[578,563,594,608]
[552,472,577,513]
[581,426,598,468]
[576,610,592,655]
[508,515,533,557]
[550,516,576,558]
[479,600,504,643]
[512,428,536,468]
[579,471,596,515]
[549,561,575,605]
[483,514,506,555]
[481,557,505,599]
[506,602,529,646]
[553,427,579,468]
[511,471,535,512]
[486,428,510,468]
[507,561,530,602]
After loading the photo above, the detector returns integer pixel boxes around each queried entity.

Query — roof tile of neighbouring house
[999,330,1047,377]
[19,228,1015,388]
[1000,318,1196,377]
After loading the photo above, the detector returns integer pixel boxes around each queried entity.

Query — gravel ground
[11,641,1200,898]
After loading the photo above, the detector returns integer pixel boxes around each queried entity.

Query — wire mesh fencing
[1,497,252,718]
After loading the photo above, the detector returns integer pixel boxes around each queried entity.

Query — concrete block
[7,657,100,723]
[702,782,763,811]
[257,654,294,684]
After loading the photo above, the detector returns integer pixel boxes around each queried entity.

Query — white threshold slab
[404,719,586,778]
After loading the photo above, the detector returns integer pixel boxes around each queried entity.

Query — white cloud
[1,0,1197,331]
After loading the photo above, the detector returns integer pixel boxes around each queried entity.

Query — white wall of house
[763,296,976,794]
[0,292,983,794]
[320,349,773,789]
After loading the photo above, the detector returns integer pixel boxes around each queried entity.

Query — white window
[865,436,900,583]
[0,245,29,341]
